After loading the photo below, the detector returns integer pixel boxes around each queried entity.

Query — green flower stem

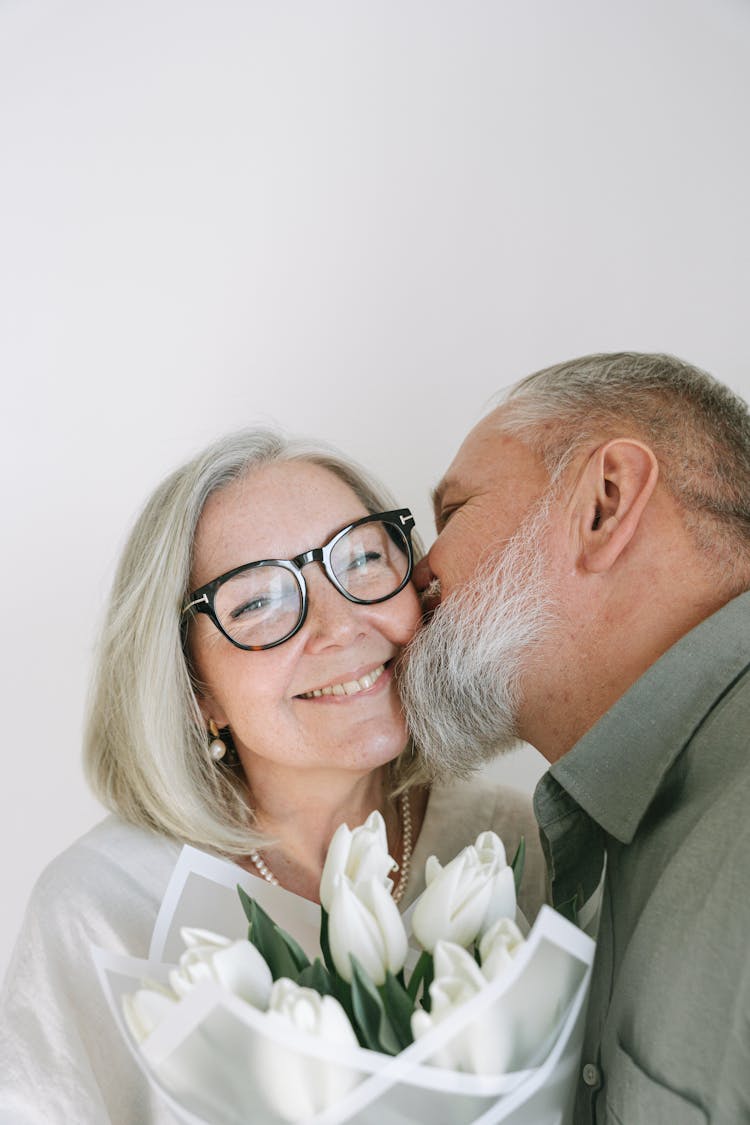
[319,907,336,976]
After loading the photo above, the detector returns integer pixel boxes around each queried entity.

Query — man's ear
[574,439,659,574]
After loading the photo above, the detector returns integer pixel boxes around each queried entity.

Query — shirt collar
[546,590,750,844]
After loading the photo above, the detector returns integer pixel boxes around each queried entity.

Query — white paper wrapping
[93,846,595,1125]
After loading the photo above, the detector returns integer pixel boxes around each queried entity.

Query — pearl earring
[208,719,227,762]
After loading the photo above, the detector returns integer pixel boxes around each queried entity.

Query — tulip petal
[479,917,525,982]
[328,877,387,984]
[261,984,359,1121]
[474,830,507,869]
[211,940,273,1009]
[122,988,176,1044]
[356,878,408,975]
[479,865,517,938]
[319,823,353,911]
[412,849,494,952]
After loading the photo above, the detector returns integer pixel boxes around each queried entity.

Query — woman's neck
[244,763,401,901]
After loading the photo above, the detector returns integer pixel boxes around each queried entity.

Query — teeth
[299,663,386,700]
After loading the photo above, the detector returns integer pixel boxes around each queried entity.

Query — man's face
[398,409,562,774]
[426,409,552,599]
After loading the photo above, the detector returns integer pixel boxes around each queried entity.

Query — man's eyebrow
[432,477,460,529]
[430,478,447,518]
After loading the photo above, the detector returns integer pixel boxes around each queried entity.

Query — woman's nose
[302,568,367,650]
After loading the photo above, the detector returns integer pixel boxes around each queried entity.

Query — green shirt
[534,592,750,1125]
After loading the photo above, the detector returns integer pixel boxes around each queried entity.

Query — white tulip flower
[474,831,507,868]
[411,939,514,1075]
[319,810,396,911]
[479,917,525,982]
[410,848,491,952]
[411,831,517,953]
[267,977,358,1045]
[328,874,408,985]
[479,864,517,938]
[168,926,273,1010]
[259,978,360,1121]
[122,987,177,1045]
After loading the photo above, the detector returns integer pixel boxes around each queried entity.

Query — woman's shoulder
[25,815,182,955]
[34,814,180,893]
[1,817,181,1123]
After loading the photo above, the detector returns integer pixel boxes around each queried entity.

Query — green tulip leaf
[420,956,435,1014]
[350,957,400,1056]
[510,836,526,894]
[297,958,334,997]
[237,887,303,981]
[238,884,257,931]
[380,972,414,1050]
[273,922,311,974]
[331,975,357,1034]
[406,950,433,1005]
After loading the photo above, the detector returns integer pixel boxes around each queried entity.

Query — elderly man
[400,352,750,1125]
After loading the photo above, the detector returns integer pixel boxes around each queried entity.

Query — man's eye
[437,506,458,530]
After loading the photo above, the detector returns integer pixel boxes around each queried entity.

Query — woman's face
[188,461,421,779]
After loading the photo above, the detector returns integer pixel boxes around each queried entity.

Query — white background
[2,0,749,979]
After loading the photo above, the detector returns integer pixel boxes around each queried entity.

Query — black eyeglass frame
[182,508,416,651]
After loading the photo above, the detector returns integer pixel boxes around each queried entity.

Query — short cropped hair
[497,352,750,589]
[84,428,424,858]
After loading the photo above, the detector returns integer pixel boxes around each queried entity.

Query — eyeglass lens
[213,518,411,648]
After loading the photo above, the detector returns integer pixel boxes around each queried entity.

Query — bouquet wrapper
[93,846,595,1125]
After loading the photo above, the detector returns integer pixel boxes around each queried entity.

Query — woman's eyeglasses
[182,509,416,651]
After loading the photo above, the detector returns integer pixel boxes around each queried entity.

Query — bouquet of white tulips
[93,817,595,1125]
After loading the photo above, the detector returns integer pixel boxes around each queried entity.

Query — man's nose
[413,556,442,614]
[412,556,435,592]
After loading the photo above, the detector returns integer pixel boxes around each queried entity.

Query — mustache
[419,576,442,618]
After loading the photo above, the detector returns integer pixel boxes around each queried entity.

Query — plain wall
[2,0,749,979]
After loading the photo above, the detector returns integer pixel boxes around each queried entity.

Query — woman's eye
[230,591,292,619]
[347,550,381,571]
[229,596,270,620]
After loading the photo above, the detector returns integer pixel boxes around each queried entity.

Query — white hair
[84,428,425,858]
[398,490,558,777]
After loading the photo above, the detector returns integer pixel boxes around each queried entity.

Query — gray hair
[84,428,424,858]
[497,352,750,588]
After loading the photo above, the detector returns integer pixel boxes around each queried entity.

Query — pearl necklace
[248,791,414,904]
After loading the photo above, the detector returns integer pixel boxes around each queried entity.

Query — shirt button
[582,1063,601,1088]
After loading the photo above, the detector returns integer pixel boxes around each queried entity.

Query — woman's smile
[294,659,393,701]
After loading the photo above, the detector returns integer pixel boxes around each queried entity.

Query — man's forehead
[434,410,531,502]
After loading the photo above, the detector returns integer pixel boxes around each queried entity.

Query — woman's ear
[574,439,659,574]
[194,687,229,731]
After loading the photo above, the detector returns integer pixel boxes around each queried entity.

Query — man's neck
[522,579,731,764]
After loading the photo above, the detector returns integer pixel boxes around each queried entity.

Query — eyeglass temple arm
[182,593,209,616]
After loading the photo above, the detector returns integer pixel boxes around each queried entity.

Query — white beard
[398,495,558,779]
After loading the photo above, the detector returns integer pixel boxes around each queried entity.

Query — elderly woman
[0,429,546,1123]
